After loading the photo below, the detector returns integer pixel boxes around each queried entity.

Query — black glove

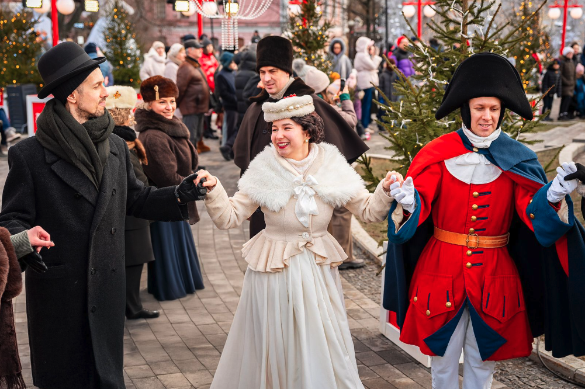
[175,173,208,203]
[21,251,48,274]
[564,163,585,183]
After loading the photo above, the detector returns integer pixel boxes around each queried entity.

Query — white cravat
[444,125,503,185]
[293,175,319,227]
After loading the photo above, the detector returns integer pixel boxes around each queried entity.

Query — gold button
[473,147,479,152]
[530,213,535,219]
[469,228,475,234]
[472,204,478,210]
[473,192,479,198]
[466,250,472,256]
[466,262,472,268]
[426,310,431,316]
[529,199,533,204]
[413,297,418,302]
[446,302,452,308]
[471,216,477,222]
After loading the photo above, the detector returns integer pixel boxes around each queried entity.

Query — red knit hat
[396,36,408,46]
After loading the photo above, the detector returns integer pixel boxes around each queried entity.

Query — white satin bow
[293,175,319,228]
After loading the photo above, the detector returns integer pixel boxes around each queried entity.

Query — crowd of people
[2,30,585,389]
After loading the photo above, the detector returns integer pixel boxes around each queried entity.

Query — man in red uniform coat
[384,53,585,388]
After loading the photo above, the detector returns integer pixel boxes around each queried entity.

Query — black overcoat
[0,135,187,389]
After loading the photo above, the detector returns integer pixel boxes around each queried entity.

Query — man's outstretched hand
[175,173,208,203]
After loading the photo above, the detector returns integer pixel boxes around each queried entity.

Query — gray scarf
[269,77,296,100]
[36,99,115,189]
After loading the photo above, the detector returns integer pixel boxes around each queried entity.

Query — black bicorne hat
[256,36,294,75]
[435,52,533,121]
[38,41,106,99]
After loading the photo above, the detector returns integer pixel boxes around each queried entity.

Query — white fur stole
[238,143,365,212]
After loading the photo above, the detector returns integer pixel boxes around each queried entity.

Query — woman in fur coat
[195,94,401,389]
[135,76,204,301]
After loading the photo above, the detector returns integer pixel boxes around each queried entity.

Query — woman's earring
[305,139,310,143]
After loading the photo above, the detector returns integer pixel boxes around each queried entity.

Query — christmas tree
[0,9,43,89]
[103,0,141,87]
[508,1,552,92]
[360,0,548,187]
[287,0,333,74]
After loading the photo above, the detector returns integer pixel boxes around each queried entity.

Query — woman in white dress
[195,94,401,389]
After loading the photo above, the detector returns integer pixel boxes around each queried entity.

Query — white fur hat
[105,86,138,110]
[262,95,315,122]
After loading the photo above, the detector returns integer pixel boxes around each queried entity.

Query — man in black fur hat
[383,52,585,387]
[0,42,208,389]
[233,36,369,239]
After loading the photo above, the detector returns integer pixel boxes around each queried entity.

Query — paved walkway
[8,138,578,388]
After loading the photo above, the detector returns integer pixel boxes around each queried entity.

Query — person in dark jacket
[216,52,240,161]
[559,47,577,120]
[235,50,258,125]
[541,59,562,121]
[136,76,204,302]
[176,40,211,153]
[106,85,159,320]
[377,58,400,131]
[0,42,205,389]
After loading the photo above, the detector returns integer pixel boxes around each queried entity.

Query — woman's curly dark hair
[267,111,325,143]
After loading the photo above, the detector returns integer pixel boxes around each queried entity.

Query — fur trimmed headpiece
[262,95,315,122]
[140,76,179,103]
[105,86,137,110]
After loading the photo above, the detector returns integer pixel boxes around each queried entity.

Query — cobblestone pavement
[7,138,580,388]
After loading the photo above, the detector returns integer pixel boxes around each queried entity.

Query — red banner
[32,101,46,134]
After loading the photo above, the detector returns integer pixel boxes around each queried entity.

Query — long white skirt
[210,249,364,389]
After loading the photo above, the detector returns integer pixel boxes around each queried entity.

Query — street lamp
[548,0,583,55]
[402,1,436,38]
[56,0,75,15]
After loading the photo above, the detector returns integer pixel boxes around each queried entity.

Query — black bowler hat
[256,36,294,75]
[38,42,106,100]
[435,52,533,121]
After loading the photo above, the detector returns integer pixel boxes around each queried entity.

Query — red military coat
[398,161,537,360]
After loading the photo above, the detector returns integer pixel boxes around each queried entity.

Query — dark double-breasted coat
[0,135,187,389]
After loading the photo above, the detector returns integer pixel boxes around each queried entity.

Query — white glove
[547,162,578,203]
[390,176,416,213]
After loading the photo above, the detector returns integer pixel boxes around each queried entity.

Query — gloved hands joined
[175,173,208,204]
[547,162,578,203]
[564,162,585,183]
[390,177,416,213]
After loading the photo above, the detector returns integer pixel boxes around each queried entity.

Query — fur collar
[238,142,365,212]
[134,108,190,138]
[250,77,316,103]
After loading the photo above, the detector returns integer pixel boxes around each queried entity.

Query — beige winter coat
[205,142,393,273]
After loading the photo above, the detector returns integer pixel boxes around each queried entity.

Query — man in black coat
[0,42,206,389]
[233,36,369,238]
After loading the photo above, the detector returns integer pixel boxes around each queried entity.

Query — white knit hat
[262,95,315,122]
[304,67,330,94]
[105,86,138,110]
[562,47,575,57]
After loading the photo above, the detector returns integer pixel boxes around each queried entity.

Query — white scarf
[444,125,503,184]
[286,145,320,227]
[462,124,501,148]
